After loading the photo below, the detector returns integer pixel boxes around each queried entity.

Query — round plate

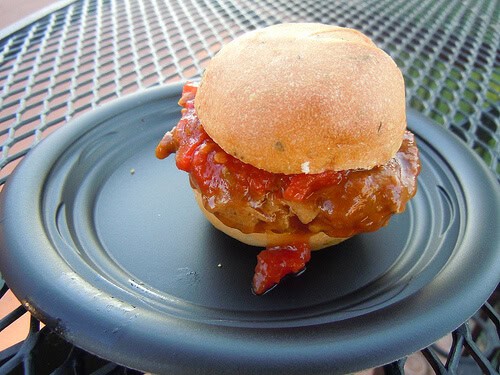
[1,83,499,374]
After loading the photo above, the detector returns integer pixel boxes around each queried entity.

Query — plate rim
[1,83,499,374]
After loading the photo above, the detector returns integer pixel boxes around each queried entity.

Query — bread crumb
[301,161,310,174]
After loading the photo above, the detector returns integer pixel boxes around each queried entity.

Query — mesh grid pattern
[0,0,499,373]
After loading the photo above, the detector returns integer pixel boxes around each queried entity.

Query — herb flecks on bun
[196,23,407,174]
[156,23,421,295]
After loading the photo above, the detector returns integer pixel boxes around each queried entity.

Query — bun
[193,189,348,250]
[195,23,406,174]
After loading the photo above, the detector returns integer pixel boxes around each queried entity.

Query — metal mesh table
[0,0,498,373]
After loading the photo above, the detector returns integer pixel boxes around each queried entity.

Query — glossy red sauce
[252,243,311,295]
[156,82,421,294]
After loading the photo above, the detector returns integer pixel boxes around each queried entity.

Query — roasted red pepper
[252,243,312,295]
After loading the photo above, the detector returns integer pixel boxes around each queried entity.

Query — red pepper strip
[252,243,312,295]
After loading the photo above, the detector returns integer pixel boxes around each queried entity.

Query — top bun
[195,23,406,174]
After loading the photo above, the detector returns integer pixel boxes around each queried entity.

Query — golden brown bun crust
[195,23,406,174]
[193,189,348,250]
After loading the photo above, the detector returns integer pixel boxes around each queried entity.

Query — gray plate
[1,83,499,374]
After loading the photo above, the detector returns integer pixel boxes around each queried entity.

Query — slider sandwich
[156,23,421,294]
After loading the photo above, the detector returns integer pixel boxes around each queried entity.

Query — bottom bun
[193,189,348,250]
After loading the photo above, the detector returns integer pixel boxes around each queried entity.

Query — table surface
[0,0,498,374]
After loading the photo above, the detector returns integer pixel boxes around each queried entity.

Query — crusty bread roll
[195,23,406,174]
[193,189,347,250]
